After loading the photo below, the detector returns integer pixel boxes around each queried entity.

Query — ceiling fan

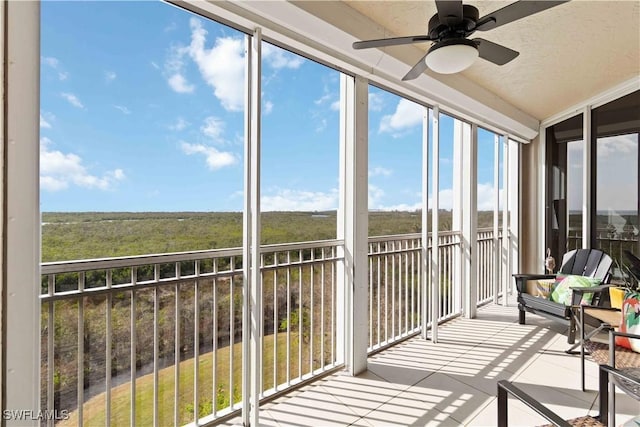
[352,0,569,79]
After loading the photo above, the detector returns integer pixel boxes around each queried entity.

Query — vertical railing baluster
[298,249,302,378]
[384,247,389,343]
[174,269,181,427]
[404,242,409,334]
[310,250,314,373]
[212,258,218,418]
[77,272,85,427]
[391,242,396,340]
[286,250,291,386]
[47,275,55,427]
[320,249,325,370]
[331,246,336,364]
[272,253,277,392]
[193,260,200,426]
[228,256,235,411]
[153,284,159,427]
[369,254,373,348]
[106,270,112,426]
[413,239,416,327]
[376,244,381,348]
[130,287,136,427]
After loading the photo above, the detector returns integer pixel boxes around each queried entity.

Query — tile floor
[224,301,639,426]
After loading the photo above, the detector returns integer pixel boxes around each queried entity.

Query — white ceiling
[292,0,640,121]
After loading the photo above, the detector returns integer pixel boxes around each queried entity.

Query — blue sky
[40,1,501,212]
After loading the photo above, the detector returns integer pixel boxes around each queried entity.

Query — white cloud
[330,100,340,111]
[316,118,327,133]
[151,61,160,70]
[379,98,424,136]
[42,57,69,81]
[40,137,125,192]
[368,184,385,208]
[201,116,225,142]
[42,56,59,68]
[164,22,177,32]
[113,105,131,115]
[40,112,54,129]
[369,92,384,112]
[369,167,392,177]
[180,141,237,170]
[105,71,117,82]
[168,73,195,93]
[261,188,338,211]
[169,117,189,131]
[264,100,274,115]
[187,18,245,111]
[262,43,304,69]
[314,93,332,106]
[61,92,84,109]
[477,183,504,211]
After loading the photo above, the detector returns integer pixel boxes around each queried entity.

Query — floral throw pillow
[615,291,640,352]
[549,274,599,306]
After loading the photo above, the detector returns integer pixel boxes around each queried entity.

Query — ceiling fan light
[425,39,479,74]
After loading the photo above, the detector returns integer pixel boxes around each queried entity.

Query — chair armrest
[512,273,555,280]
[570,284,612,294]
[497,380,571,427]
[569,284,612,306]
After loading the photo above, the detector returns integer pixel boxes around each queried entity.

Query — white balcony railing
[40,230,503,426]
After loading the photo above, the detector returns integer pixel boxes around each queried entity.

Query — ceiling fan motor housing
[428,4,479,40]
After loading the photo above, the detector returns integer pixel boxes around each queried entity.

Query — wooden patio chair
[497,363,640,427]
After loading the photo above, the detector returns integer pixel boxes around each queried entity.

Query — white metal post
[493,134,500,303]
[462,123,477,317]
[502,135,510,305]
[538,127,547,272]
[343,75,368,374]
[242,28,262,426]
[4,1,41,423]
[452,119,463,315]
[431,106,440,343]
[336,74,352,365]
[249,28,262,427]
[582,106,592,250]
[509,140,520,292]
[421,108,430,339]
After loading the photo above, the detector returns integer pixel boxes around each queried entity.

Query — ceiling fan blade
[353,35,433,50]
[473,38,519,65]
[475,1,569,31]
[402,52,429,81]
[435,0,463,26]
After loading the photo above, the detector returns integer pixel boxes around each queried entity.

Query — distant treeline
[42,210,498,262]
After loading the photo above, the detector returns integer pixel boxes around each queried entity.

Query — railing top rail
[41,247,244,274]
[41,239,345,274]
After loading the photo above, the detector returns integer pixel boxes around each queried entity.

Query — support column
[431,107,440,343]
[242,28,262,427]
[493,134,500,303]
[3,1,41,422]
[509,140,521,292]
[338,75,368,375]
[502,135,510,305]
[462,123,478,317]
[582,106,592,249]
[421,108,430,339]
[452,119,463,315]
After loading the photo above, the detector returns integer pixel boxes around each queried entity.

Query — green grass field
[59,331,315,426]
